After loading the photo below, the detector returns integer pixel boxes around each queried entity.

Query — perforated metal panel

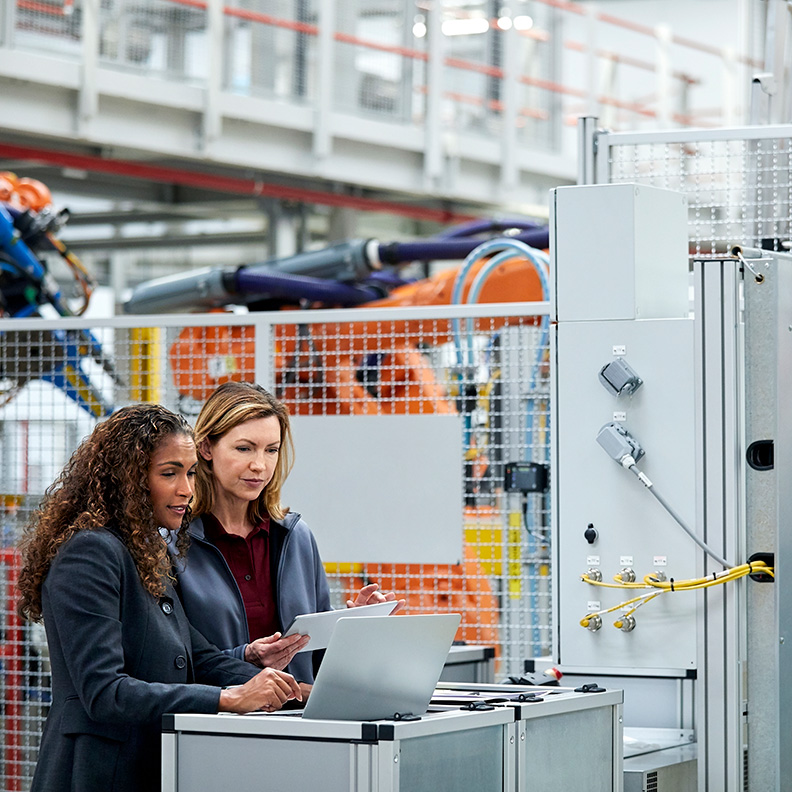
[600,129,792,253]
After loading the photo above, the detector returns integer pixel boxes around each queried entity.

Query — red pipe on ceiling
[0,142,480,225]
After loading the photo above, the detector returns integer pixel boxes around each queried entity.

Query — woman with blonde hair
[170,382,402,697]
[17,403,301,792]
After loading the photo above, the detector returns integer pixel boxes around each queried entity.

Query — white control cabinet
[551,184,698,674]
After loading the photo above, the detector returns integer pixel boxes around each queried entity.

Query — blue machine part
[0,203,114,417]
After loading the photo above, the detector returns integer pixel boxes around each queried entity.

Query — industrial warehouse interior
[0,1,789,791]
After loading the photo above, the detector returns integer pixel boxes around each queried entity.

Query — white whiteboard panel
[282,415,463,564]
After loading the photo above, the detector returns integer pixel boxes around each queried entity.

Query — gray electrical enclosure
[555,318,697,671]
[552,183,689,323]
[552,183,697,673]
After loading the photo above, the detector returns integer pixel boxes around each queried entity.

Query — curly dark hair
[17,403,194,622]
[193,381,294,524]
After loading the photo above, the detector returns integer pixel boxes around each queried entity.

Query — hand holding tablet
[281,600,399,653]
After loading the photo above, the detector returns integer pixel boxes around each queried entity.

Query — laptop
[300,613,462,721]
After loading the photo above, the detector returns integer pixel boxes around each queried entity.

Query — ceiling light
[513,15,533,31]
[442,18,490,36]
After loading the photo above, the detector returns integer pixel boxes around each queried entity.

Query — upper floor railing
[0,0,760,208]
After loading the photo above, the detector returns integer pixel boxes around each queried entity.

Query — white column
[78,0,100,137]
[203,0,223,154]
[654,23,673,128]
[314,0,336,162]
[424,0,444,191]
[500,24,519,197]
[721,46,738,127]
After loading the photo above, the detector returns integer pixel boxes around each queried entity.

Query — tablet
[281,601,399,653]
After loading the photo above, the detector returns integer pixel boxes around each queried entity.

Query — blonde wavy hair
[192,382,294,524]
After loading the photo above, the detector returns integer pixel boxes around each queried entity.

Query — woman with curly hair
[17,403,301,792]
[169,382,403,700]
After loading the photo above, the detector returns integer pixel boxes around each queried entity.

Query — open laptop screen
[302,613,462,721]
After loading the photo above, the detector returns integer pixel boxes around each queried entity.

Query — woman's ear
[197,439,213,461]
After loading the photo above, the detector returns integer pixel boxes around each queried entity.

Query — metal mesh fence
[334,0,420,121]
[602,130,792,253]
[223,0,318,101]
[10,0,82,56]
[0,303,550,789]
[98,0,208,81]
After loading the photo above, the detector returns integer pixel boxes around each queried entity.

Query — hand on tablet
[347,583,406,614]
[244,631,311,669]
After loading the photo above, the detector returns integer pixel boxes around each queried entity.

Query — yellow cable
[578,561,775,629]
[642,561,773,591]
[582,561,774,593]
[580,574,649,590]
[617,592,663,620]
[579,590,660,627]
[613,593,663,629]
[46,231,95,314]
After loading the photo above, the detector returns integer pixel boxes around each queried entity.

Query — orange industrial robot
[168,240,548,659]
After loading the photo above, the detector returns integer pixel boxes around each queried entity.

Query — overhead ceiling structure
[0,137,485,258]
[0,139,486,228]
[0,0,756,293]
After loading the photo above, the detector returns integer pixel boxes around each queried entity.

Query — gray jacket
[33,528,258,792]
[168,512,332,683]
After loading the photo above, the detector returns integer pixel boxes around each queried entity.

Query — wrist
[218,685,241,712]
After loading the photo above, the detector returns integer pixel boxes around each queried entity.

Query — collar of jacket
[185,510,301,543]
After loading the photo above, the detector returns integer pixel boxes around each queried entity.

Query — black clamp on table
[515,692,542,702]
[463,701,496,711]
[574,683,606,694]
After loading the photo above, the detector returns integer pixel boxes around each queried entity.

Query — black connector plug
[747,552,774,582]
[746,440,774,471]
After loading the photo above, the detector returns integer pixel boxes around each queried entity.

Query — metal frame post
[78,0,99,136]
[769,253,792,789]
[743,250,780,790]
[693,256,744,791]
[314,0,335,162]
[500,23,519,196]
[577,115,600,185]
[203,0,223,153]
[424,0,444,190]
[654,23,673,128]
[1,0,15,48]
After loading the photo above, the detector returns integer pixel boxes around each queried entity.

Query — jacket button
[244,574,252,581]
[161,601,173,615]
[174,655,187,670]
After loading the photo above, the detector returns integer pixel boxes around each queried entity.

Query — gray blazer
[169,512,332,683]
[32,528,259,792]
